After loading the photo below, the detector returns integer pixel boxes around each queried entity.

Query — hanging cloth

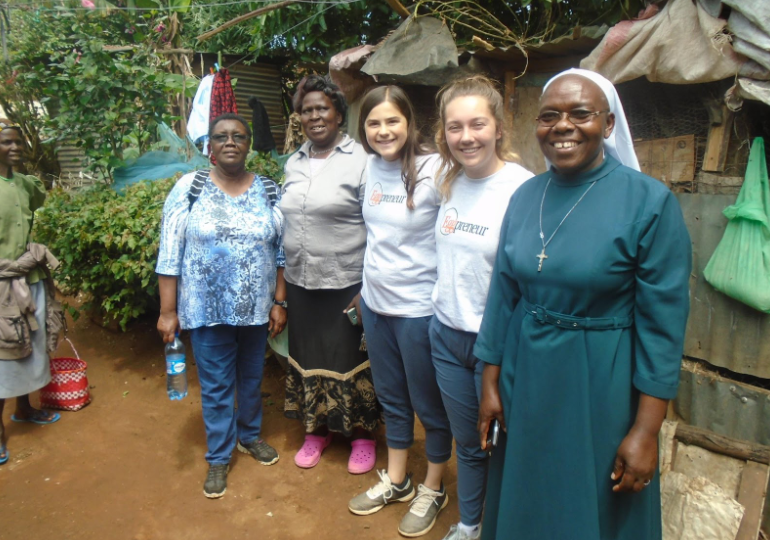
[187,74,214,144]
[209,67,238,123]
[704,137,770,313]
[248,96,276,152]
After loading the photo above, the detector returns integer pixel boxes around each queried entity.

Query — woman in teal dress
[474,69,691,539]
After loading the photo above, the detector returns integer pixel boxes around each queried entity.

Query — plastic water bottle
[165,336,188,400]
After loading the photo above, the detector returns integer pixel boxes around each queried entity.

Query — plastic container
[165,336,188,400]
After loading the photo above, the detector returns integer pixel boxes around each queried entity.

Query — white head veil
[541,68,640,172]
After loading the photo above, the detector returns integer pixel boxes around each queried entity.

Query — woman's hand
[157,311,180,344]
[268,305,287,338]
[611,426,658,493]
[343,292,363,326]
[478,364,506,451]
[611,393,667,493]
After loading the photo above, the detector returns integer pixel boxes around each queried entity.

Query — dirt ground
[0,311,461,540]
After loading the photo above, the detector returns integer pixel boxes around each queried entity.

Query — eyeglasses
[535,110,608,127]
[211,133,249,144]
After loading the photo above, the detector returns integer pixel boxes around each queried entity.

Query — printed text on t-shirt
[440,208,489,236]
[369,182,407,206]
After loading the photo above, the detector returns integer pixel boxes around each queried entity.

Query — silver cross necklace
[537,177,598,272]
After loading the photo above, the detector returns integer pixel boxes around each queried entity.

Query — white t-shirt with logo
[361,154,441,317]
[432,162,534,333]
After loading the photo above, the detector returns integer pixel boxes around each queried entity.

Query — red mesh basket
[39,339,91,412]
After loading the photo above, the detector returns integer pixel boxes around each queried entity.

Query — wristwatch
[273,298,288,309]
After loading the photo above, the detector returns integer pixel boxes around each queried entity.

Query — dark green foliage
[0,5,195,181]
[33,178,177,330]
[32,153,284,330]
[185,1,399,63]
[184,0,645,62]
[246,151,284,184]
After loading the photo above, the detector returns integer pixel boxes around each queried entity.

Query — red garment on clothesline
[208,68,238,164]
[209,67,238,121]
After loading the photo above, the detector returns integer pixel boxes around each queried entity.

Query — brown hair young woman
[347,85,453,538]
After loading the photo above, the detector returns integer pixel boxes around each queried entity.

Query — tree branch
[196,0,301,43]
[385,0,410,18]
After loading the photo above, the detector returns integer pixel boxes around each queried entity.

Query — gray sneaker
[348,469,415,515]
[442,524,480,540]
[203,463,229,499]
[398,483,448,537]
[237,438,279,465]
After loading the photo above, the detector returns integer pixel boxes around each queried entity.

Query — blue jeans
[189,324,268,464]
[360,299,452,464]
[430,317,488,526]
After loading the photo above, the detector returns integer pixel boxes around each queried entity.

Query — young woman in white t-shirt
[347,85,453,538]
[430,75,534,540]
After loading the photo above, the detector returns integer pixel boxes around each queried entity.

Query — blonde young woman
[429,76,533,540]
[347,86,453,538]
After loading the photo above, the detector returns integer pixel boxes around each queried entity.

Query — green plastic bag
[267,322,289,358]
[704,137,770,313]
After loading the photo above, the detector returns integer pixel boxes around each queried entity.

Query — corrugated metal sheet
[675,360,770,446]
[200,55,285,151]
[56,139,86,178]
[229,64,286,151]
[676,193,770,379]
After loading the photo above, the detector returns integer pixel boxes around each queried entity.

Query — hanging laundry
[188,74,214,146]
[247,95,276,152]
[209,67,238,122]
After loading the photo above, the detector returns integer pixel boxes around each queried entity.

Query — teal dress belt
[521,300,633,330]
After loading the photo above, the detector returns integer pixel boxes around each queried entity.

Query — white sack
[661,472,745,540]
[580,0,742,84]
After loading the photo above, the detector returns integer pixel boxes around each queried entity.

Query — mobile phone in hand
[346,307,358,326]
[487,419,500,454]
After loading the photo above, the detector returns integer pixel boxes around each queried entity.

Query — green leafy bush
[34,153,285,330]
[34,178,177,330]
[246,151,284,183]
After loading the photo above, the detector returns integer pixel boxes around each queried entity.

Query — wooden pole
[675,423,770,465]
[196,0,300,43]
[702,104,734,173]
[385,0,410,18]
[504,71,516,120]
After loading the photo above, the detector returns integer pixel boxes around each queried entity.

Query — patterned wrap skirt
[283,282,381,436]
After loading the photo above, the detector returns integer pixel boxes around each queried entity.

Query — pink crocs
[348,438,377,474]
[294,433,333,469]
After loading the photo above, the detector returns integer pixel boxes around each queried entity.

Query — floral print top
[156,171,285,330]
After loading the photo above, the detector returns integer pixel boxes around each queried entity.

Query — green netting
[112,123,209,192]
[704,137,770,313]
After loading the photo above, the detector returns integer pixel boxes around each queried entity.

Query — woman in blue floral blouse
[156,113,286,499]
